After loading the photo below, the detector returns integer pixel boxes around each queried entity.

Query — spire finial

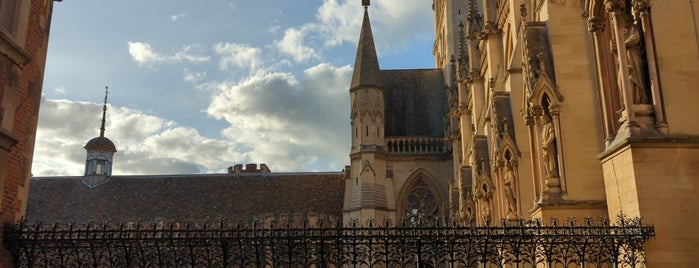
[362,0,370,8]
[99,86,109,137]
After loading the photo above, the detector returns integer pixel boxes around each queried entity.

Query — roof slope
[26,173,345,223]
[382,69,446,137]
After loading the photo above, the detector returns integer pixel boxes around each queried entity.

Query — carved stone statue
[541,115,558,178]
[623,18,649,104]
[479,199,491,223]
[503,167,517,218]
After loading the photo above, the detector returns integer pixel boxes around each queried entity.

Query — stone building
[24,0,699,266]
[454,0,698,265]
[344,0,699,265]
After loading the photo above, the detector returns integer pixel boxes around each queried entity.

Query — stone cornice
[597,135,699,160]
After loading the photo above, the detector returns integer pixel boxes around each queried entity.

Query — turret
[344,0,392,223]
[350,0,384,153]
[83,87,116,188]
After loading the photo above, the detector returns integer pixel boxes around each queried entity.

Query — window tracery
[404,180,437,223]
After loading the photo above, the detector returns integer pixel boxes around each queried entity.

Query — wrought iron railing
[4,216,654,267]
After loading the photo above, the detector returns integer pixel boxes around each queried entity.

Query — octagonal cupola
[83,87,116,187]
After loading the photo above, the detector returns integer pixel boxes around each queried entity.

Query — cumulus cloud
[273,0,432,61]
[205,63,352,171]
[276,25,321,63]
[213,42,263,74]
[34,1,431,176]
[32,98,243,176]
[127,42,210,67]
[33,63,352,176]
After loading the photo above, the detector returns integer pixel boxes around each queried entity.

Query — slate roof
[348,5,447,138]
[523,22,556,90]
[26,172,345,224]
[350,7,382,90]
[382,69,446,137]
[492,93,517,150]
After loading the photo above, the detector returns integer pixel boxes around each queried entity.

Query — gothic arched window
[404,179,437,223]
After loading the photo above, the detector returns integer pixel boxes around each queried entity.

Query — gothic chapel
[344,0,699,266]
[25,0,699,266]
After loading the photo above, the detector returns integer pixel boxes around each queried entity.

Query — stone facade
[345,0,699,265]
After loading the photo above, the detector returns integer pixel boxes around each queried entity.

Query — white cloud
[170,13,187,21]
[33,63,352,176]
[205,63,352,171]
[34,1,434,176]
[127,42,162,66]
[127,42,210,67]
[276,25,321,63]
[53,86,66,95]
[213,42,263,74]
[32,99,244,176]
[271,0,433,61]
[183,68,207,82]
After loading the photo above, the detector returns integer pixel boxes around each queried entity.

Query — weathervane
[362,0,370,8]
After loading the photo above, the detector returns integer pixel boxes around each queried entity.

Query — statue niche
[613,10,651,106]
[623,15,650,104]
[503,164,518,219]
[541,112,558,178]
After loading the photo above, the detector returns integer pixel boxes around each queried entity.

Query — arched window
[404,179,437,223]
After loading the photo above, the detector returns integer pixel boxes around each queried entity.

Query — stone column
[588,16,622,146]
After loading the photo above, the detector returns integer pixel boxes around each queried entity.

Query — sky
[33,0,437,176]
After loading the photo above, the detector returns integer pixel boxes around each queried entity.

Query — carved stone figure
[503,167,517,217]
[479,200,491,223]
[623,18,649,104]
[541,115,558,178]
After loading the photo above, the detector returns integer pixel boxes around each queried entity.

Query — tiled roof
[26,172,345,224]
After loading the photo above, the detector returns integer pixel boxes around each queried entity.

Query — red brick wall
[1,0,54,225]
[1,0,55,266]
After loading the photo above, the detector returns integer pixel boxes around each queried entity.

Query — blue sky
[33,0,437,176]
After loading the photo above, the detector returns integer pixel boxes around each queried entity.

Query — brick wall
[0,0,56,266]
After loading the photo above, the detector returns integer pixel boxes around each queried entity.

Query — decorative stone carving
[587,17,606,33]
[541,114,559,178]
[604,0,626,12]
[632,0,652,14]
[503,166,517,219]
[479,199,491,223]
[623,19,650,104]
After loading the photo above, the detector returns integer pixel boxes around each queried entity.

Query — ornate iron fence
[4,216,653,267]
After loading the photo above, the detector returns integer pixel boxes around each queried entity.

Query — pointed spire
[350,1,382,90]
[99,86,108,137]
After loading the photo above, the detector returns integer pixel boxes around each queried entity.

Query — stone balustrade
[386,136,448,155]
